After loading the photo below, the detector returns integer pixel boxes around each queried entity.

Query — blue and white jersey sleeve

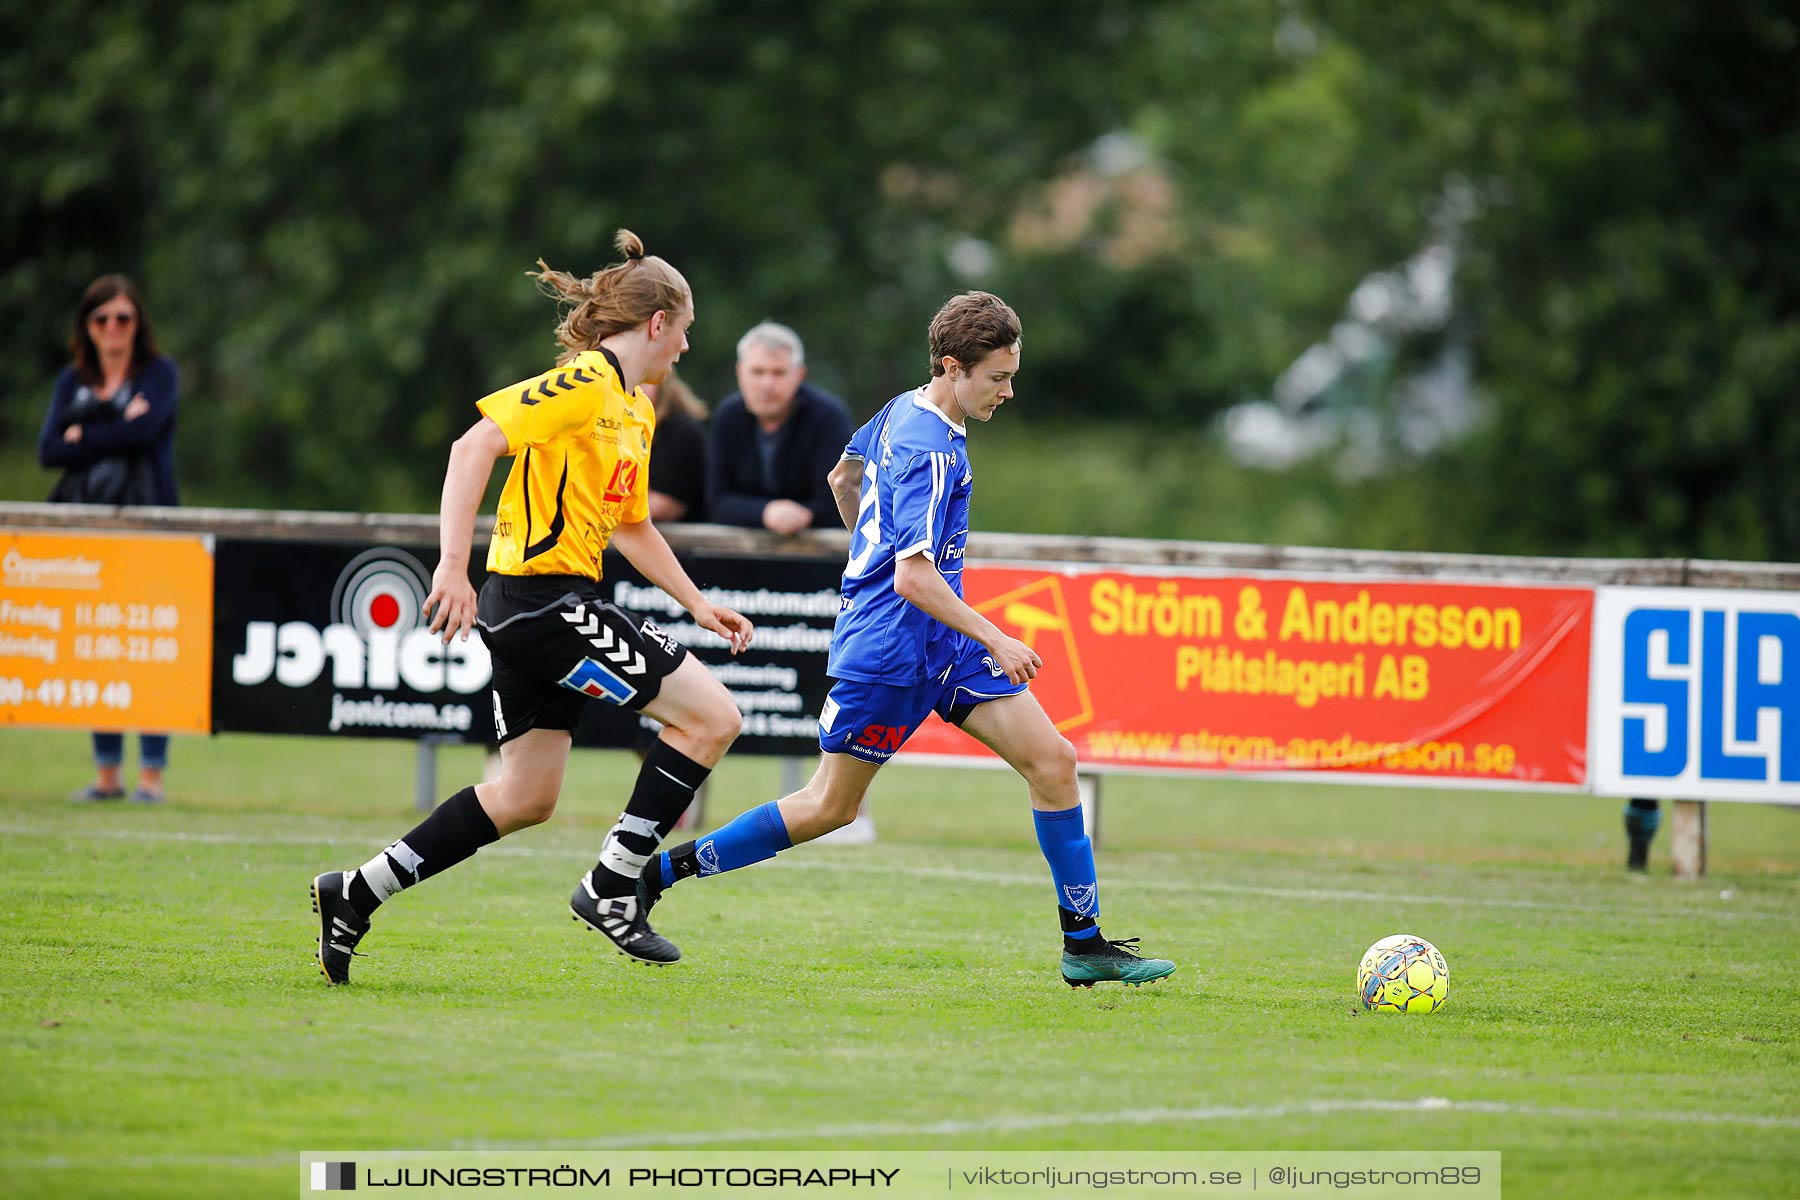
[842,410,882,462]
[885,449,959,562]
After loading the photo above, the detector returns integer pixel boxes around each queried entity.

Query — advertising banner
[902,565,1594,787]
[0,530,213,733]
[213,540,490,740]
[212,539,840,753]
[1590,586,1800,804]
[601,556,841,756]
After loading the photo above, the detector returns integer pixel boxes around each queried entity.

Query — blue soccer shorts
[818,644,1028,763]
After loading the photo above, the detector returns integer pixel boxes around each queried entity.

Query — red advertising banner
[902,566,1593,787]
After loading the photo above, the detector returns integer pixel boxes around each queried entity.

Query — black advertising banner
[579,554,842,756]
[211,539,841,754]
[212,541,489,740]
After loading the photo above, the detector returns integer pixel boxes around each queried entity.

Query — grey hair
[735,320,805,366]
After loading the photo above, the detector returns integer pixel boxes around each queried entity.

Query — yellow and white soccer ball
[1357,934,1449,1013]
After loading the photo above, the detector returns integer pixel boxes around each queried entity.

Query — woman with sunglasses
[37,273,180,804]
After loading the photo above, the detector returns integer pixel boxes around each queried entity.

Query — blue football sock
[1033,805,1100,939]
[691,800,793,878]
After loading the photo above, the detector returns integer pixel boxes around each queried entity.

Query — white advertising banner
[1591,586,1800,803]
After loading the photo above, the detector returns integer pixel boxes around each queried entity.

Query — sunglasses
[88,311,136,328]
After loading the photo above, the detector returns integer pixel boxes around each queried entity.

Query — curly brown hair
[927,291,1020,377]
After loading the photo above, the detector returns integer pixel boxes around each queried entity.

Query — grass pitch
[2,729,1797,1199]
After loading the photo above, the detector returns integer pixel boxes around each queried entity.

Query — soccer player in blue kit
[638,292,1175,987]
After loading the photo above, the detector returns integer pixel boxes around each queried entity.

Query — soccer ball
[1357,934,1448,1013]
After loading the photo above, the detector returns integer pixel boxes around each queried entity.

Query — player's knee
[715,701,743,746]
[796,772,860,830]
[498,779,558,829]
[1029,735,1078,786]
[512,799,557,830]
[693,698,741,758]
[661,689,741,762]
[819,791,861,831]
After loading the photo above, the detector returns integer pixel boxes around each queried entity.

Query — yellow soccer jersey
[476,347,655,579]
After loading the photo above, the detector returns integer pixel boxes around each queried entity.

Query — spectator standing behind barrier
[36,274,180,805]
[706,322,851,534]
[1625,798,1661,872]
[642,369,708,522]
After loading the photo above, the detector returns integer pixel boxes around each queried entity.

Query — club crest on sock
[696,839,721,876]
[1062,883,1097,916]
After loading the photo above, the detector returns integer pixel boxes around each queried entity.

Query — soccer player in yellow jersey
[310,231,753,982]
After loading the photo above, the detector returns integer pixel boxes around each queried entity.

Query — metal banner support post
[1670,800,1708,878]
[416,734,453,813]
[1078,772,1103,848]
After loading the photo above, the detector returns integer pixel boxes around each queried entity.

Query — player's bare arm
[424,416,509,644]
[827,456,864,531]
[892,551,1039,684]
[608,517,754,655]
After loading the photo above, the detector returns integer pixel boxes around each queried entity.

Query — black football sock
[1060,905,1102,954]
[642,839,707,900]
[348,786,499,918]
[590,741,711,896]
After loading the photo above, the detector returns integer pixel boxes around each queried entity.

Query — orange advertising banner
[0,530,214,734]
[902,566,1593,787]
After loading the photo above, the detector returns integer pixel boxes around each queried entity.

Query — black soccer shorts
[476,574,687,745]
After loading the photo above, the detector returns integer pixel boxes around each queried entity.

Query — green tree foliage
[1403,2,1800,558]
[4,1,1795,558]
[4,0,1162,509]
[1260,1,1800,556]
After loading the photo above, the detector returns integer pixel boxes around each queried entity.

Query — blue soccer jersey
[827,389,973,685]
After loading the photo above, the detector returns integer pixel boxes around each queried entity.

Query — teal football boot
[1061,937,1177,988]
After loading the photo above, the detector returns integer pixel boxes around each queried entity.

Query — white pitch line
[0,823,1787,922]
[777,858,1787,920]
[0,823,353,848]
[11,1153,289,1171]
[15,1096,1794,1169]
[472,1096,1800,1151]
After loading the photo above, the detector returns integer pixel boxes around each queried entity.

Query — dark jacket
[37,357,180,506]
[649,403,708,521]
[706,382,852,529]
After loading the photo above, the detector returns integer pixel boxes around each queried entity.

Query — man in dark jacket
[706,322,851,534]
